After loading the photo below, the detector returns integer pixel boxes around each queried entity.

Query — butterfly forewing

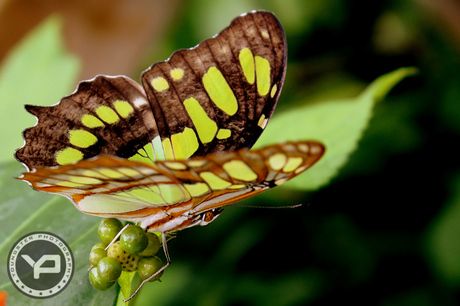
[20,141,324,232]
[141,11,287,160]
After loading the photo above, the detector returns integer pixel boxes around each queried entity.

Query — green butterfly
[16,10,325,300]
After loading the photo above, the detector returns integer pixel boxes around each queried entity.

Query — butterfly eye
[200,208,224,225]
[203,211,215,223]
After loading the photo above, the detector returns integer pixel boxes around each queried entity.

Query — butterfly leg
[105,223,132,251]
[124,231,171,302]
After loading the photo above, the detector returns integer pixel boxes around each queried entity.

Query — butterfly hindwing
[20,141,324,231]
[15,76,158,169]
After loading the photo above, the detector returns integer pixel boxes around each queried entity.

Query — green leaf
[0,14,80,164]
[0,161,118,304]
[256,67,418,190]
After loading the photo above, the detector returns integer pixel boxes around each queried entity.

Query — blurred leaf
[425,175,460,285]
[0,161,117,305]
[0,14,80,164]
[256,67,418,190]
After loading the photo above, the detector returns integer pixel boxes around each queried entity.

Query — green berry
[91,242,107,251]
[89,267,116,291]
[98,218,123,245]
[138,232,161,257]
[107,241,139,272]
[121,253,140,272]
[107,241,128,262]
[120,225,148,254]
[107,241,126,260]
[89,247,107,266]
[137,256,163,282]
[97,257,122,282]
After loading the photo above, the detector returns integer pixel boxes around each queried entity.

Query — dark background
[1,0,459,305]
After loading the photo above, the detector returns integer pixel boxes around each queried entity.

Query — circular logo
[7,232,74,299]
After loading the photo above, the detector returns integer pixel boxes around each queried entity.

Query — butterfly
[15,10,325,300]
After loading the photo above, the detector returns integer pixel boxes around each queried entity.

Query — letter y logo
[21,255,61,279]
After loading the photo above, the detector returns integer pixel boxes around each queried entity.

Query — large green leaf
[0,15,80,164]
[256,67,418,190]
[0,162,118,305]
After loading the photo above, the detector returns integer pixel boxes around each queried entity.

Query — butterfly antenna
[228,203,304,209]
[106,223,131,251]
[124,231,171,302]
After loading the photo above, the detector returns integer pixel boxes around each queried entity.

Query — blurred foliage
[1,0,460,305]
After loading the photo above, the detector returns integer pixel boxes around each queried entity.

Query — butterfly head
[199,208,224,226]
[188,208,224,229]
